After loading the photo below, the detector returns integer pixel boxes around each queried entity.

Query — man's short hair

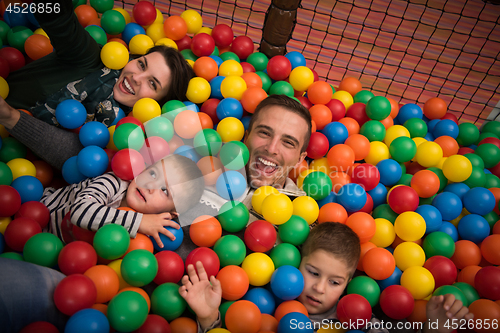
[248,95,312,153]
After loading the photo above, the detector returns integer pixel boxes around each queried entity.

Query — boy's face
[125,159,176,214]
[298,249,352,315]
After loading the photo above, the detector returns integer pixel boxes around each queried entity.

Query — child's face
[298,249,352,315]
[125,160,176,214]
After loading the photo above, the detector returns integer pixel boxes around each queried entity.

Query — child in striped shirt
[41,153,205,247]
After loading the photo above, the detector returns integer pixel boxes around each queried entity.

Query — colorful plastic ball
[107,290,148,332]
[432,119,459,139]
[100,10,126,35]
[230,35,254,60]
[153,250,184,285]
[84,265,119,304]
[189,215,222,246]
[242,252,275,286]
[6,158,35,180]
[431,191,463,221]
[375,159,401,186]
[122,22,146,45]
[480,234,500,265]
[111,148,146,181]
[475,142,500,168]
[359,120,386,142]
[217,200,249,233]
[266,55,291,81]
[457,214,490,244]
[289,66,314,92]
[10,175,43,203]
[0,161,11,185]
[24,34,52,61]
[433,285,469,307]
[23,232,63,267]
[135,314,171,333]
[216,117,244,142]
[58,241,97,275]
[225,300,262,333]
[243,220,276,252]
[424,255,458,289]
[301,171,333,201]
[455,123,480,147]
[216,98,243,120]
[451,240,481,270]
[362,247,396,280]
[369,218,395,248]
[336,294,372,329]
[62,156,86,184]
[423,231,455,259]
[278,215,309,246]
[393,211,426,242]
[215,170,246,200]
[218,141,249,171]
[375,266,401,291]
[268,80,293,97]
[322,122,349,148]
[270,265,304,301]
[191,33,215,57]
[365,96,391,121]
[211,24,234,48]
[55,99,87,129]
[388,185,419,214]
[336,183,367,212]
[251,186,279,214]
[463,187,496,215]
[350,163,379,192]
[120,249,158,287]
[7,26,33,53]
[77,145,109,178]
[85,25,107,46]
[379,285,415,319]
[261,193,294,225]
[79,121,110,148]
[242,287,275,315]
[64,308,109,333]
[393,241,425,271]
[346,276,380,308]
[13,201,49,230]
[185,247,220,279]
[474,266,500,301]
[150,225,183,252]
[54,274,98,316]
[389,136,416,163]
[409,170,439,199]
[132,1,157,26]
[93,223,130,260]
[345,212,375,244]
[270,242,301,269]
[18,321,59,333]
[276,311,312,333]
[396,103,423,125]
[217,265,250,301]
[0,47,25,73]
[180,9,203,34]
[193,129,222,157]
[414,204,442,234]
[422,97,446,119]
[214,235,246,267]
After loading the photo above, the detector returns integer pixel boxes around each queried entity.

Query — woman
[0,0,194,170]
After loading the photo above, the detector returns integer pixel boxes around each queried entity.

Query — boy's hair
[301,222,361,277]
[247,95,312,153]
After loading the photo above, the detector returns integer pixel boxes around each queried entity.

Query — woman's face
[113,52,171,107]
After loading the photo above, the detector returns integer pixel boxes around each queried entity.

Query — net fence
[116,0,500,126]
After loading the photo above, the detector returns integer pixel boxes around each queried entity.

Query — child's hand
[425,294,474,333]
[138,212,179,248]
[0,96,20,130]
[179,261,222,331]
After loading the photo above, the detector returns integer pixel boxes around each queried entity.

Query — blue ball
[65,308,110,333]
[336,183,367,212]
[77,145,109,178]
[27,11,39,28]
[376,159,402,186]
[210,76,225,100]
[367,182,388,207]
[278,312,313,333]
[241,116,252,132]
[62,156,87,184]
[3,9,30,28]
[376,266,402,291]
[209,55,223,67]
[463,187,496,215]
[424,132,435,141]
[216,97,243,120]
[443,182,470,201]
[79,121,110,148]
[216,170,247,200]
[0,232,4,254]
[284,51,306,69]
[316,191,337,208]
[270,265,304,301]
[427,119,440,133]
[415,204,443,234]
[110,108,126,126]
[438,221,459,242]
[432,191,463,221]
[121,23,146,44]
[151,225,184,251]
[432,119,459,139]
[242,287,276,315]
[55,99,87,129]
[457,214,490,244]
[183,101,200,113]
[10,175,43,203]
[396,103,423,125]
[322,122,348,147]
[174,145,201,163]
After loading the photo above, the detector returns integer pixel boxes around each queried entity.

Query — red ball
[230,36,254,60]
[200,98,220,124]
[139,136,170,166]
[357,193,374,214]
[0,56,10,79]
[72,224,96,244]
[133,1,157,26]
[387,185,419,214]
[346,103,370,127]
[58,241,98,275]
[136,314,171,333]
[423,255,458,289]
[4,217,42,252]
[336,294,372,329]
[266,55,292,81]
[326,99,346,121]
[111,148,146,181]
[306,132,329,160]
[351,163,380,191]
[175,35,191,51]
[116,116,145,133]
[154,250,185,284]
[241,62,255,73]
[212,24,234,48]
[478,137,500,150]
[0,47,25,72]
[14,201,50,228]
[191,33,215,57]
[0,185,21,217]
[185,247,220,279]
[296,96,313,110]
[19,321,59,333]
[474,266,500,301]
[244,220,277,253]
[441,113,458,124]
[457,147,475,155]
[53,274,97,316]
[379,285,415,320]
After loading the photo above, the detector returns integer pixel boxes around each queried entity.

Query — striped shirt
[41,172,142,243]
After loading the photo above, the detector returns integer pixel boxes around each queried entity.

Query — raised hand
[425,294,474,333]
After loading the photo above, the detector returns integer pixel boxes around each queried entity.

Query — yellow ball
[107,125,118,151]
[101,41,129,70]
[113,8,131,24]
[7,158,36,180]
[186,77,211,104]
[436,156,446,169]
[181,9,203,34]
[292,196,319,225]
[241,252,275,286]
[196,26,212,35]
[34,28,49,38]
[442,154,472,182]
[208,329,231,333]
[216,117,244,142]
[370,218,395,248]
[400,266,435,300]
[146,23,165,43]
[0,216,11,234]
[219,60,243,77]
[262,193,293,225]
[0,76,9,99]
[384,125,410,147]
[129,34,154,55]
[186,59,195,68]
[252,186,279,214]
[393,241,426,271]
[132,98,161,124]
[153,8,163,24]
[289,66,314,92]
[108,259,132,290]
[221,76,247,100]
[365,141,390,166]
[155,37,178,49]
[332,90,353,109]
[309,157,330,175]
[415,141,443,167]
[394,211,426,242]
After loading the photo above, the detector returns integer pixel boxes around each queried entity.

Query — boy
[180,222,473,333]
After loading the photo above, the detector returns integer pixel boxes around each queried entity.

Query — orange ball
[217,265,250,301]
[345,133,370,161]
[451,240,482,270]
[197,156,223,185]
[494,220,500,234]
[118,287,151,311]
[174,110,202,139]
[338,77,362,96]
[74,5,98,27]
[24,34,53,61]
[33,160,54,187]
[480,234,500,265]
[193,56,219,82]
[241,72,263,89]
[274,300,308,322]
[327,144,355,172]
[189,215,222,247]
[163,15,188,40]
[260,313,278,332]
[339,117,360,136]
[168,134,184,153]
[309,104,332,130]
[84,265,120,304]
[433,136,459,157]
[387,97,400,119]
[170,317,197,333]
[410,170,440,198]
[91,303,108,315]
[318,202,348,224]
[406,299,428,324]
[457,265,482,287]
[468,299,500,333]
[362,247,396,280]
[311,120,316,133]
[108,37,128,48]
[198,111,214,129]
[391,235,422,249]
[380,116,394,130]
[357,241,377,271]
[345,212,376,243]
[423,97,447,120]
[124,233,154,256]
[225,300,262,333]
[288,159,308,184]
[307,81,333,105]
[329,171,351,193]
[241,87,268,114]
[488,187,500,215]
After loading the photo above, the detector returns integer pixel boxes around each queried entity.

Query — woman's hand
[137,212,179,247]
[0,96,20,130]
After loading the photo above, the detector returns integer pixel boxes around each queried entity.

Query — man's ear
[296,151,307,167]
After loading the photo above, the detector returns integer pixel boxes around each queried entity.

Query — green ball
[7,26,33,52]
[365,96,391,121]
[464,153,485,169]
[23,233,63,267]
[463,166,486,188]
[270,243,301,268]
[481,121,500,138]
[210,47,219,56]
[399,162,407,175]
[90,0,114,13]
[161,100,187,122]
[73,0,87,8]
[404,118,428,138]
[0,137,27,163]
[302,171,333,200]
[372,204,398,224]
[219,301,235,329]
[219,51,240,62]
[433,285,468,307]
[474,143,500,168]
[389,136,417,163]
[121,249,158,287]
[396,173,413,186]
[213,235,246,267]
[151,282,187,321]
[346,276,381,308]
[483,211,499,229]
[0,20,10,44]
[0,252,24,260]
[484,173,500,189]
[180,49,198,62]
[246,52,268,71]
[0,161,13,185]
[100,10,126,35]
[256,71,272,93]
[113,123,145,151]
[269,81,294,97]
[219,141,250,170]
[353,90,374,104]
[453,282,479,307]
[422,231,455,258]
[427,167,448,192]
[84,25,107,46]
[217,201,249,232]
[457,123,480,146]
[193,128,222,157]
[107,290,148,332]
[278,215,310,246]
[419,194,436,206]
[93,224,130,260]
[476,132,498,145]
[144,116,174,142]
[360,120,386,142]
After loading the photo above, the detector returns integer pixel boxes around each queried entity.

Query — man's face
[244,106,308,189]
